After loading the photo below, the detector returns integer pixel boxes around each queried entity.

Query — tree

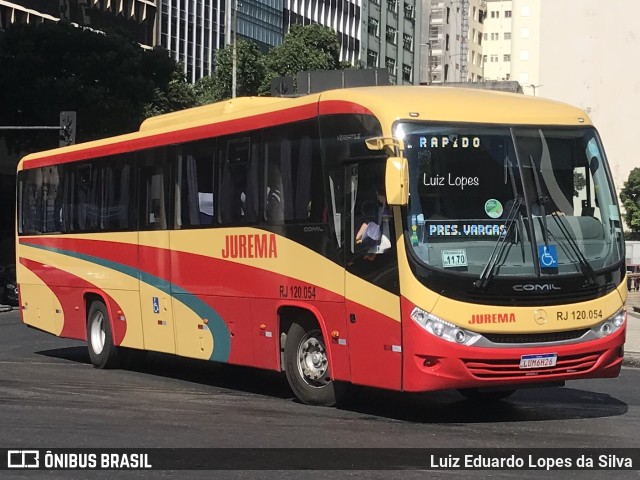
[260,24,344,95]
[0,22,195,154]
[194,40,264,104]
[620,168,640,235]
[143,60,198,118]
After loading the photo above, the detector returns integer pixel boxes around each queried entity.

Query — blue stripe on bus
[19,241,231,362]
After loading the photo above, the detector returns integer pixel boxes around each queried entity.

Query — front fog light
[410,307,481,346]
[591,309,625,338]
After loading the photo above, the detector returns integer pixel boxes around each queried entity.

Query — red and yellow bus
[16,86,627,405]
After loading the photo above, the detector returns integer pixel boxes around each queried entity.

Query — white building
[421,0,485,84]
[502,0,640,198]
[481,0,511,81]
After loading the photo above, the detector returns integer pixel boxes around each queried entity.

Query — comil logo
[7,450,40,468]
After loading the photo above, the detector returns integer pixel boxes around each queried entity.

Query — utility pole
[232,0,238,99]
[528,84,543,96]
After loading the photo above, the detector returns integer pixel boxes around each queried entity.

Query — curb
[623,353,640,368]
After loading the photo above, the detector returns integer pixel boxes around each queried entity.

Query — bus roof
[19,86,592,171]
[327,86,592,128]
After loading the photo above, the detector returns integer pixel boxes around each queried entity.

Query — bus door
[343,161,402,390]
[137,150,176,354]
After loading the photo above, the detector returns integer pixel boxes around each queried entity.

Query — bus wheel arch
[278,306,349,406]
[85,293,120,369]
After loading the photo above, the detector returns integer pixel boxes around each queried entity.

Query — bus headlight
[410,307,481,346]
[591,309,625,338]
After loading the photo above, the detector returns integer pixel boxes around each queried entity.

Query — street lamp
[527,84,543,96]
[419,42,432,85]
[232,0,238,98]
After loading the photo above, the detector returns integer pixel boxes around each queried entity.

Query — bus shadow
[36,346,292,400]
[36,346,628,423]
[341,386,628,424]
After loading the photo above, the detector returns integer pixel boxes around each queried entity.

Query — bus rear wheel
[284,322,347,407]
[458,388,516,401]
[87,301,120,369]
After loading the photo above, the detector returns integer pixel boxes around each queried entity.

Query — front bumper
[402,314,625,392]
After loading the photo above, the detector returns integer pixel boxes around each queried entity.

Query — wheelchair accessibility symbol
[538,244,558,268]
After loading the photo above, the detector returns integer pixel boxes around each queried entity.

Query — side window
[263,120,324,224]
[320,114,384,247]
[351,162,391,256]
[41,166,62,233]
[327,166,344,246]
[219,136,259,224]
[69,163,100,232]
[176,140,216,228]
[18,169,43,234]
[101,155,133,231]
[139,148,172,230]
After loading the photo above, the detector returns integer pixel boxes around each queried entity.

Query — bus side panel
[172,293,215,360]
[345,299,402,390]
[104,289,143,349]
[341,274,400,390]
[18,237,144,345]
[139,232,176,355]
[251,298,280,370]
[216,297,253,365]
[18,281,59,336]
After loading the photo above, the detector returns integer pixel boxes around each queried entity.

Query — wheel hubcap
[90,311,105,355]
[297,331,329,387]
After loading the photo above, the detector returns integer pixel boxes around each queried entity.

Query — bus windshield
[398,123,624,282]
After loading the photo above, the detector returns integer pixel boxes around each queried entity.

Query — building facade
[359,0,421,84]
[0,0,157,47]
[158,0,284,83]
[421,0,485,85]
[481,0,512,81]
[509,0,541,95]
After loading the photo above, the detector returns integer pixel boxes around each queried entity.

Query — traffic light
[59,111,76,147]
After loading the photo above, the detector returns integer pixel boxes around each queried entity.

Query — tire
[458,388,516,401]
[87,301,120,369]
[283,322,349,407]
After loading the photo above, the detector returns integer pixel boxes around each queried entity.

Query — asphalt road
[1,308,639,479]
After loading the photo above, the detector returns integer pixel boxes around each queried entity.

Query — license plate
[519,353,557,369]
[442,249,467,268]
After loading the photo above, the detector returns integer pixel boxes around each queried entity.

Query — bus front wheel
[87,301,120,369]
[284,322,348,406]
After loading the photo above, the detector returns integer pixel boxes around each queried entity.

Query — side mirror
[385,156,409,206]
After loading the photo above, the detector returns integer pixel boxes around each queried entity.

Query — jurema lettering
[469,313,516,324]
[221,234,278,259]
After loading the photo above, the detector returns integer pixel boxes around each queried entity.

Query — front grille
[483,329,590,344]
[463,351,603,379]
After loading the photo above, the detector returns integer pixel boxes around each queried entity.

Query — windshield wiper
[529,155,550,246]
[475,195,523,289]
[547,212,598,285]
[528,156,597,284]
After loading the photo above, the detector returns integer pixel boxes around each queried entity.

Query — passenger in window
[355,181,391,260]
